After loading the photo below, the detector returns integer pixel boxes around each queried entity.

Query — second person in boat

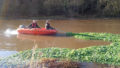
[45,20,55,30]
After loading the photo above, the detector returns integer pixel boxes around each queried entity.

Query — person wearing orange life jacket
[28,20,40,28]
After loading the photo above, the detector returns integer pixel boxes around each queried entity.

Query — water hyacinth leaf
[1,32,120,66]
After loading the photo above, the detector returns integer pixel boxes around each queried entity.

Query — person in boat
[45,20,54,30]
[28,20,40,28]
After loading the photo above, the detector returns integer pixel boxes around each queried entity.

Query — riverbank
[1,15,120,20]
[1,0,120,18]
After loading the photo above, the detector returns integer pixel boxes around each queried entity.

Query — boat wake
[4,29,18,37]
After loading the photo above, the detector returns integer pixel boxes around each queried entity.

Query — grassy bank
[1,32,120,67]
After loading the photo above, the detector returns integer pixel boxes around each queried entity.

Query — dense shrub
[1,0,120,18]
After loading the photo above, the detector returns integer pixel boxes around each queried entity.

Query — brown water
[0,19,120,68]
[0,19,120,54]
[1,19,115,51]
[1,19,120,51]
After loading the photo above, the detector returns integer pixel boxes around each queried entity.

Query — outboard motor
[19,25,26,28]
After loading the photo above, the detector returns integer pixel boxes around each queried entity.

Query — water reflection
[0,51,17,57]
[17,34,57,42]
[17,33,109,50]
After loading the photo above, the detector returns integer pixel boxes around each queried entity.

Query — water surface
[0,19,120,57]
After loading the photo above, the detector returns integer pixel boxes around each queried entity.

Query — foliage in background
[2,0,120,18]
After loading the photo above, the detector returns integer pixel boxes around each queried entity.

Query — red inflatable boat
[17,28,57,35]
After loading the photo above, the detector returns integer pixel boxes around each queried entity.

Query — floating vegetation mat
[1,32,120,67]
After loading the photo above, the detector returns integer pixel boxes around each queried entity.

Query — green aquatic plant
[67,32,120,42]
[66,32,120,65]
[1,32,120,66]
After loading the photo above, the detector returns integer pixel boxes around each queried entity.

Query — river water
[0,19,120,55]
[0,19,120,68]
